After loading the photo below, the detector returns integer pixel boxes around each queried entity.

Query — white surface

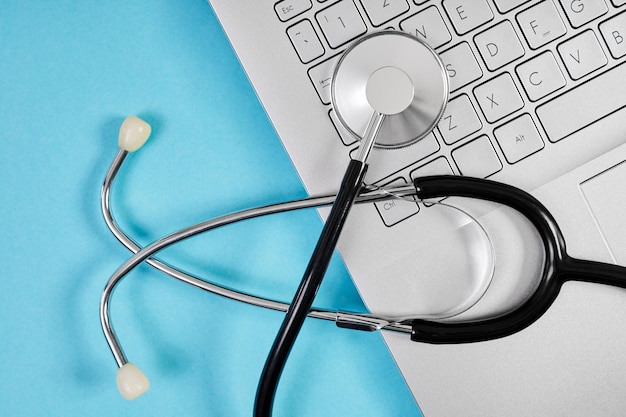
[207,1,626,415]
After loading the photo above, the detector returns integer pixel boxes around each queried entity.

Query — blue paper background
[0,1,422,415]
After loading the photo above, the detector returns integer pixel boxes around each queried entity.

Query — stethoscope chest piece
[332,31,449,148]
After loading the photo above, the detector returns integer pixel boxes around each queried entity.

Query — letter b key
[600,12,626,59]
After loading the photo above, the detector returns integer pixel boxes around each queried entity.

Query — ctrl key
[374,178,419,227]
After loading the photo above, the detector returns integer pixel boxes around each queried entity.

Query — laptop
[207,1,626,415]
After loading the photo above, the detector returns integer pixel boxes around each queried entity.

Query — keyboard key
[516,51,567,101]
[557,30,607,80]
[473,73,524,123]
[494,113,544,163]
[329,109,358,146]
[308,54,342,104]
[275,0,312,22]
[452,135,502,177]
[437,94,482,145]
[443,0,494,35]
[400,6,452,49]
[612,0,626,5]
[374,178,419,227]
[493,0,530,13]
[360,0,410,26]
[600,11,626,58]
[517,0,567,49]
[411,156,455,178]
[316,0,367,48]
[287,20,325,63]
[558,0,608,28]
[537,62,626,142]
[410,157,455,204]
[474,20,525,71]
[439,42,483,92]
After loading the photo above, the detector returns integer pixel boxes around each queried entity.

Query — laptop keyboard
[275,0,626,226]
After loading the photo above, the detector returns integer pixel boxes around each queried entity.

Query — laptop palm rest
[581,160,626,265]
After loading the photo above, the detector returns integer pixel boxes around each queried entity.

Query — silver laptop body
[207,0,626,415]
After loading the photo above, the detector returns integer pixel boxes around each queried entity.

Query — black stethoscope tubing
[411,175,626,344]
[101,154,626,409]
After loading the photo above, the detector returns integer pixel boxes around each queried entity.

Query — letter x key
[473,73,524,123]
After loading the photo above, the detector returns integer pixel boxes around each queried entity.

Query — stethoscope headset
[99,31,626,416]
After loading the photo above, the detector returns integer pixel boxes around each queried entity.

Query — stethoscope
[99,31,626,416]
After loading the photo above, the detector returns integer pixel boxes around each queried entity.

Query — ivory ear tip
[116,362,150,400]
[118,116,152,152]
